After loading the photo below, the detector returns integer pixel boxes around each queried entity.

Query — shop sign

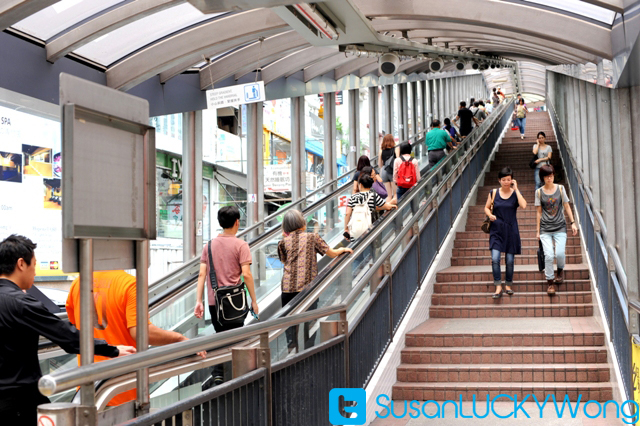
[264,164,291,193]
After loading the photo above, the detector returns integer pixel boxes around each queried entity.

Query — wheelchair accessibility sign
[206,81,265,109]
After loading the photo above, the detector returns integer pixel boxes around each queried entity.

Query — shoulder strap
[207,242,219,291]
[491,189,497,204]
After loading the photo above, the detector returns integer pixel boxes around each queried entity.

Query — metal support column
[369,86,378,158]
[597,61,605,86]
[595,85,615,240]
[614,87,639,291]
[349,89,359,168]
[181,111,202,262]
[324,92,338,229]
[411,81,418,135]
[79,239,94,406]
[578,81,590,183]
[397,84,406,140]
[585,83,600,206]
[135,239,150,415]
[246,102,264,237]
[384,85,393,136]
[572,78,583,171]
[291,97,306,204]
[439,79,445,121]
[628,86,640,306]
[421,79,428,128]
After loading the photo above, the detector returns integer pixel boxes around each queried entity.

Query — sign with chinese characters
[206,81,266,109]
[264,164,291,193]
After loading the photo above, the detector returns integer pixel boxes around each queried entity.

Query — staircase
[391,112,612,403]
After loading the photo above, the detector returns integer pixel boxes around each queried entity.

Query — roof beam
[361,0,612,58]
[199,31,308,89]
[46,0,184,63]
[106,9,287,91]
[0,0,59,32]
[334,57,377,80]
[303,52,354,82]
[260,46,337,84]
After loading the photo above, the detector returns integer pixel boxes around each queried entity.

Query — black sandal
[506,289,514,295]
[492,292,503,299]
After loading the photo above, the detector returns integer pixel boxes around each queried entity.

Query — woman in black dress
[484,167,527,298]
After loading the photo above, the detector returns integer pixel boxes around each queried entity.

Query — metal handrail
[39,99,512,399]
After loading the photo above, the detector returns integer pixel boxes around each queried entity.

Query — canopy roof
[0,0,629,113]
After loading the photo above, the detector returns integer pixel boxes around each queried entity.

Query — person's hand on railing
[116,346,137,357]
[252,300,260,315]
[194,301,204,319]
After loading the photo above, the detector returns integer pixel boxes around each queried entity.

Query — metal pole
[349,89,358,168]
[384,85,393,136]
[369,86,378,158]
[182,112,195,262]
[246,102,264,238]
[194,111,203,252]
[291,97,306,203]
[136,239,150,415]
[79,239,94,406]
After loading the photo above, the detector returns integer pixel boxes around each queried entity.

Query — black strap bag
[384,153,395,176]
[529,154,538,169]
[537,239,545,272]
[207,242,249,325]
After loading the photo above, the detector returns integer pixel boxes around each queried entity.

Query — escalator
[38,101,514,414]
[37,129,433,403]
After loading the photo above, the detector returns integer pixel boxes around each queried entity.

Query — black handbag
[537,239,545,272]
[481,189,497,233]
[529,154,538,169]
[208,242,249,325]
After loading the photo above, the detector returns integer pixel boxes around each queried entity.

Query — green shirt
[425,128,450,151]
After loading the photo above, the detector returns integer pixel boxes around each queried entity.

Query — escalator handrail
[38,127,429,351]
[39,100,513,399]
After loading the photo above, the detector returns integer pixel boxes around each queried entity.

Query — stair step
[405,332,605,348]
[463,224,569,232]
[450,254,582,267]
[434,280,591,293]
[452,247,580,257]
[400,346,608,365]
[436,266,590,282]
[396,364,610,383]
[391,382,613,402]
[457,230,575,239]
[429,303,593,318]
[454,237,580,248]
[431,291,591,306]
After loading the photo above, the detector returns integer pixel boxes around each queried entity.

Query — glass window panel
[359,88,370,156]
[203,179,210,242]
[74,3,221,65]
[520,0,615,24]
[150,113,183,155]
[157,167,183,239]
[407,84,413,135]
[13,0,123,41]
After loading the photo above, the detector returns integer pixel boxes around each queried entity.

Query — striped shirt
[347,190,386,214]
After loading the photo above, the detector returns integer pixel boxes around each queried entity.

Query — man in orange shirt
[66,270,205,406]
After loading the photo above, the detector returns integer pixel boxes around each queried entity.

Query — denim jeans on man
[515,117,526,135]
[397,186,410,200]
[540,232,567,280]
[491,249,514,282]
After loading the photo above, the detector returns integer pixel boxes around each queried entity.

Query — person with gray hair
[278,210,352,351]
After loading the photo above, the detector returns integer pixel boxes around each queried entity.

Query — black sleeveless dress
[489,190,521,254]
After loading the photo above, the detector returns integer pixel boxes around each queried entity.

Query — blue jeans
[397,186,410,200]
[534,169,542,189]
[540,232,567,280]
[515,117,526,135]
[491,249,515,283]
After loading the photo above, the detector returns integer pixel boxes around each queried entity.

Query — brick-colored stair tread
[400,346,608,365]
[430,304,594,319]
[431,292,591,306]
[396,364,610,383]
[405,332,604,347]
[438,264,588,273]
[391,382,613,402]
